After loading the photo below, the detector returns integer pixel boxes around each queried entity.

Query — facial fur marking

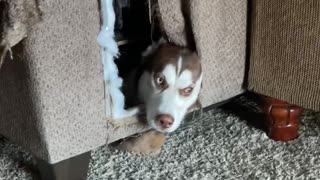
[161,64,176,86]
[177,56,182,75]
[177,70,193,89]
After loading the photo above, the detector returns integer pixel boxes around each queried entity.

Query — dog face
[138,44,202,132]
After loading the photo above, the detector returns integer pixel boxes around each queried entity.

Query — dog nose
[156,114,174,129]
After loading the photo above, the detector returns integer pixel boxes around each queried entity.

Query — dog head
[138,43,202,132]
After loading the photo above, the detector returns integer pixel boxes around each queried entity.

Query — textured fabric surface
[1,96,320,179]
[0,0,107,163]
[157,0,247,107]
[248,0,320,111]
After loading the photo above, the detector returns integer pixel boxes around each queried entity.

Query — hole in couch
[99,0,161,122]
[114,0,151,109]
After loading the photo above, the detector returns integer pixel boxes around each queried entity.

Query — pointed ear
[142,37,167,57]
[157,37,168,45]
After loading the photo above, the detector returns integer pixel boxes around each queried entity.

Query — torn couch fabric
[0,0,41,68]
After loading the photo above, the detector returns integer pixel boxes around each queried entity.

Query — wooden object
[261,95,303,142]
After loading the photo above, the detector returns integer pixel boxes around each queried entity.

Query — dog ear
[142,37,167,58]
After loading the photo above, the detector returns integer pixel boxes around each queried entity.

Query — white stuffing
[97,0,138,119]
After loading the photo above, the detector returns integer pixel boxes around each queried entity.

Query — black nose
[156,114,174,129]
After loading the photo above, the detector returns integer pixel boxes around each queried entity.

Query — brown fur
[143,44,202,83]
[113,130,166,155]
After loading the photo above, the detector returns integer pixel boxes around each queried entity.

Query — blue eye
[155,74,166,86]
[156,77,164,84]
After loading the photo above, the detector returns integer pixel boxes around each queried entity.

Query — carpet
[1,96,320,180]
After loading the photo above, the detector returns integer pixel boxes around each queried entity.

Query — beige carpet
[1,96,320,180]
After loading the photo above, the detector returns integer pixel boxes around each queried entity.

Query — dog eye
[180,87,193,96]
[155,74,166,86]
[156,77,164,84]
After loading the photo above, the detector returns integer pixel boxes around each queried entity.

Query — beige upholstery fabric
[0,0,107,163]
[156,0,248,107]
[248,0,320,111]
[0,0,150,164]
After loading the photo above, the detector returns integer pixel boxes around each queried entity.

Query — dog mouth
[151,124,175,133]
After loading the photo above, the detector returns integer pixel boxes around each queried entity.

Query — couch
[0,0,149,179]
[4,0,317,179]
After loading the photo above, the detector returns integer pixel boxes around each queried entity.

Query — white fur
[162,65,176,87]
[138,62,202,132]
[177,70,193,89]
[177,57,182,75]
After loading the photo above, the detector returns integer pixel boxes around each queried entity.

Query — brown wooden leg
[35,151,91,180]
[260,95,303,142]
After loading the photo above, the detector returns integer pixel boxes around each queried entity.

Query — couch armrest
[0,0,106,164]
